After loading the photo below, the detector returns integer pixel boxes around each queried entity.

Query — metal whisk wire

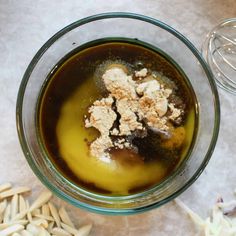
[202,18,236,94]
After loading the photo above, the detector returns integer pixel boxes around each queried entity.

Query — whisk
[202,18,236,94]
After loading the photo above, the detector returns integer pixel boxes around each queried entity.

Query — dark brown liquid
[39,39,197,195]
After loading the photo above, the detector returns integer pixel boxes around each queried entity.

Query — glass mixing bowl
[16,13,220,215]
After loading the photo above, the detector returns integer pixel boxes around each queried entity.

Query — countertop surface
[1,1,236,235]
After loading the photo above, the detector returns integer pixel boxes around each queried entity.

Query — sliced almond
[3,204,10,223]
[12,233,21,236]
[75,224,92,236]
[26,223,41,235]
[0,213,3,224]
[26,200,32,222]
[38,229,46,236]
[0,199,7,223]
[39,228,50,236]
[0,220,28,230]
[31,218,48,228]
[29,191,52,212]
[27,211,32,222]
[19,196,26,216]
[51,227,71,236]
[19,195,27,213]
[31,209,41,216]
[13,219,28,225]
[0,223,9,230]
[0,224,24,236]
[48,202,61,227]
[42,204,50,216]
[0,223,8,230]
[34,214,54,222]
[59,207,74,228]
[0,183,12,193]
[175,199,205,227]
[47,221,54,233]
[10,194,18,219]
[20,230,34,236]
[0,187,30,200]
[12,210,28,221]
[61,222,79,235]
[0,199,7,213]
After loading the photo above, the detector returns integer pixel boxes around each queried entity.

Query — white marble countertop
[0,0,236,235]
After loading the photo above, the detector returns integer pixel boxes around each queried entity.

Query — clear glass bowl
[16,13,220,215]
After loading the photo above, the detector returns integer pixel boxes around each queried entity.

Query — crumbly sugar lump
[85,97,116,158]
[85,66,182,159]
[103,67,142,136]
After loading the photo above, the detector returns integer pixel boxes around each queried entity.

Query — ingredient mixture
[85,67,182,159]
[40,40,197,195]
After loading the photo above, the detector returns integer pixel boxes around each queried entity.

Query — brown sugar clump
[85,96,117,158]
[102,67,137,100]
[85,96,116,136]
[84,66,183,158]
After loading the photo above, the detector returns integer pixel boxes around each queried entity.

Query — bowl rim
[16,12,220,215]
